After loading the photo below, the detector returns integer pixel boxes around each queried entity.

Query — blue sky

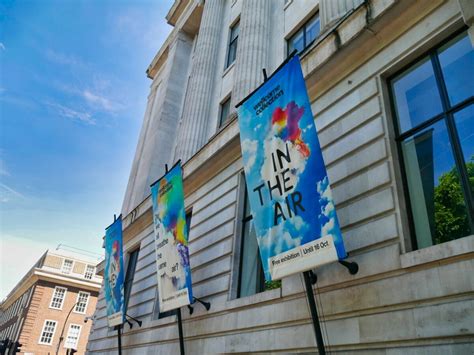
[0,0,173,298]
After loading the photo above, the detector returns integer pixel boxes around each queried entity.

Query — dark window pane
[305,15,320,44]
[226,22,239,68]
[219,98,231,127]
[123,249,139,312]
[289,29,304,54]
[392,57,443,132]
[438,32,474,106]
[454,104,474,194]
[402,119,471,248]
[230,22,239,41]
[239,219,262,298]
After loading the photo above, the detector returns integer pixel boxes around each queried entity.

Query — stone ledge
[401,235,474,269]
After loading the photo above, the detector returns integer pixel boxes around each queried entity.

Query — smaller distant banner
[151,162,193,312]
[104,216,125,327]
[237,55,347,281]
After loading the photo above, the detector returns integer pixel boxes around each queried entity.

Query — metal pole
[176,308,185,355]
[56,301,80,355]
[117,326,122,355]
[303,271,326,355]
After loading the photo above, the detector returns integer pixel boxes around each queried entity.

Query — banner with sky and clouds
[151,162,193,312]
[237,55,347,281]
[104,216,125,327]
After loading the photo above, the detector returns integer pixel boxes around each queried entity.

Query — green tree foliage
[434,156,473,244]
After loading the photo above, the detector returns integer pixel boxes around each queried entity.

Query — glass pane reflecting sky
[439,33,474,107]
[392,57,443,133]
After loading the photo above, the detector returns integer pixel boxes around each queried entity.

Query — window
[287,13,320,56]
[74,292,90,314]
[226,21,239,68]
[50,287,67,310]
[389,30,474,250]
[39,320,57,345]
[64,324,81,349]
[237,180,281,298]
[61,259,73,274]
[123,249,140,313]
[84,265,95,280]
[219,97,231,127]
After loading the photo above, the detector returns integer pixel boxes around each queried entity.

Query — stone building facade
[87,0,474,353]
[0,249,102,354]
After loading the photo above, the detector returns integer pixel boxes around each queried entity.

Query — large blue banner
[237,55,347,281]
[104,216,125,327]
[151,163,193,312]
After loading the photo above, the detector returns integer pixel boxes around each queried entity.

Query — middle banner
[237,55,347,281]
[151,162,193,312]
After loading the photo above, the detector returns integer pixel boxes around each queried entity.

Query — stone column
[230,0,271,110]
[458,0,474,45]
[320,0,364,30]
[173,0,225,163]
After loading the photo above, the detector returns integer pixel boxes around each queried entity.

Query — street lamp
[55,301,79,355]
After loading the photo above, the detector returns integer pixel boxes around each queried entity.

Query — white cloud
[0,43,5,51]
[242,139,258,172]
[44,49,86,68]
[83,89,124,112]
[46,102,96,125]
[0,182,25,203]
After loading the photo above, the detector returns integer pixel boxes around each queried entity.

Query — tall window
[84,265,95,280]
[61,259,73,274]
[50,287,67,310]
[219,97,231,127]
[238,182,265,298]
[226,21,239,68]
[389,30,474,250]
[64,324,81,349]
[74,292,90,314]
[39,320,57,345]
[287,13,320,56]
[123,249,140,313]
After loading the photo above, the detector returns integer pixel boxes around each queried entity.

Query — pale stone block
[337,187,394,228]
[323,117,385,166]
[413,300,474,338]
[327,138,387,185]
[332,161,391,206]
[189,220,234,254]
[319,95,381,148]
[190,237,233,269]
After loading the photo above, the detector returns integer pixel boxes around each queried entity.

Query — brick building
[0,249,102,354]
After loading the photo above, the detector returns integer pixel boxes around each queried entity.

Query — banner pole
[117,325,122,355]
[303,271,326,355]
[176,308,185,355]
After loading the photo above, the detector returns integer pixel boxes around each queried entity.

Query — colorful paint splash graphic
[158,177,187,246]
[271,101,310,157]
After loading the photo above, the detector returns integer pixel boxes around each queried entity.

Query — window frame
[218,96,232,128]
[387,28,474,251]
[226,20,240,69]
[38,319,57,345]
[73,291,90,314]
[61,259,74,274]
[49,286,67,310]
[287,12,320,57]
[84,264,95,280]
[123,248,140,314]
[236,175,265,299]
[64,323,82,350]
